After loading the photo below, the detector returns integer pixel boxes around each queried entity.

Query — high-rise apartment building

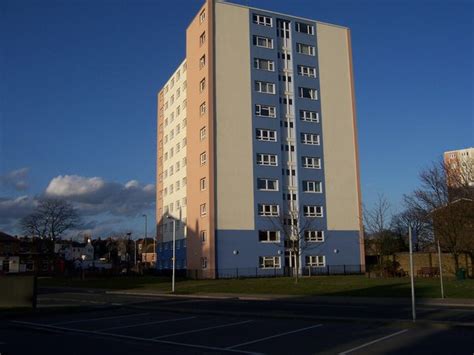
[156,0,364,278]
[444,147,474,187]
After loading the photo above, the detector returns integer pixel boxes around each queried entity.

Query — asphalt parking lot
[2,299,474,355]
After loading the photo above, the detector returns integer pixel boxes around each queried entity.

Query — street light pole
[408,226,416,322]
[172,218,176,293]
[437,239,445,299]
[142,214,148,265]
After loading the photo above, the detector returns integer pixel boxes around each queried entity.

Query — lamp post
[167,208,181,293]
[408,226,416,322]
[126,232,132,273]
[142,214,148,265]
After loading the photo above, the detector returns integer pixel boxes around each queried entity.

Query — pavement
[1,288,473,354]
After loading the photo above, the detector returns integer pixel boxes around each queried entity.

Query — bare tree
[269,208,325,284]
[404,159,474,272]
[391,207,432,251]
[20,198,81,240]
[363,193,391,235]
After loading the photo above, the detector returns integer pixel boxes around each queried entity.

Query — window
[304,230,324,242]
[299,87,318,100]
[200,32,206,46]
[253,35,273,49]
[296,43,315,56]
[176,161,180,171]
[258,204,279,216]
[201,257,208,269]
[303,205,324,217]
[199,10,206,23]
[301,133,320,145]
[169,166,174,176]
[176,180,180,190]
[176,88,181,98]
[200,177,206,191]
[176,123,181,134]
[295,22,315,35]
[199,55,206,69]
[176,106,181,116]
[257,153,278,166]
[297,65,317,78]
[303,180,322,193]
[254,58,275,71]
[259,256,281,269]
[200,230,207,243]
[200,102,206,115]
[253,14,272,27]
[306,255,325,267]
[255,104,276,118]
[300,110,320,122]
[182,177,187,186]
[200,152,207,165]
[302,156,321,169]
[200,78,206,93]
[169,184,173,193]
[258,230,280,243]
[256,129,277,142]
[200,203,207,216]
[255,81,276,94]
[257,178,278,191]
[200,126,206,141]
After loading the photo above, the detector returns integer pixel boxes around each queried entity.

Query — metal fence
[153,265,365,279]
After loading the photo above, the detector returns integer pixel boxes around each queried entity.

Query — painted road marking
[226,324,323,349]
[51,312,150,325]
[153,320,254,339]
[98,316,197,331]
[12,321,262,355]
[338,329,409,354]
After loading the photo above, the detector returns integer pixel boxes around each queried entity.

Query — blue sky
[1,0,473,236]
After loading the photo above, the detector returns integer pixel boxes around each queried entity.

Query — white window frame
[258,230,280,243]
[200,177,206,191]
[200,203,207,216]
[200,102,206,115]
[253,35,274,49]
[200,126,207,141]
[306,255,325,267]
[257,178,278,191]
[303,205,324,217]
[199,10,206,23]
[253,14,272,27]
[255,81,276,94]
[302,156,321,169]
[258,204,279,217]
[257,153,278,166]
[254,58,275,71]
[300,110,320,122]
[200,230,207,243]
[304,230,325,242]
[297,65,317,78]
[299,87,318,100]
[295,22,315,35]
[199,78,206,93]
[301,133,320,145]
[199,32,206,46]
[256,128,277,142]
[200,152,207,165]
[296,43,316,56]
[259,256,281,269]
[255,104,276,118]
[201,257,208,269]
[303,180,322,193]
[199,55,206,69]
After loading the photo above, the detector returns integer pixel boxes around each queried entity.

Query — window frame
[255,104,276,118]
[257,178,279,191]
[253,35,274,49]
[254,58,275,71]
[259,256,281,269]
[256,128,277,142]
[301,132,320,145]
[304,230,325,242]
[258,204,280,217]
[253,14,272,27]
[296,43,316,56]
[255,80,276,94]
[257,153,278,166]
[299,87,318,100]
[297,65,317,78]
[258,230,280,243]
[300,110,320,123]
[303,205,324,217]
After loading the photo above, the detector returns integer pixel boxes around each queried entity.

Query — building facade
[156,0,364,278]
[444,147,474,188]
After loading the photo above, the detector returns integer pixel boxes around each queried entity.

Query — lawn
[39,275,474,299]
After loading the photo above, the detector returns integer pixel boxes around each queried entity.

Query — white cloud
[0,167,30,191]
[44,174,155,216]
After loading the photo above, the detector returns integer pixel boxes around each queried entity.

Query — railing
[153,265,365,279]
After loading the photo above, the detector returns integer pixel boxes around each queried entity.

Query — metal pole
[437,240,445,299]
[408,226,416,322]
[143,214,148,265]
[172,219,176,293]
[134,240,137,267]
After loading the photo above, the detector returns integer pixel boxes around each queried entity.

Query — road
[0,288,473,354]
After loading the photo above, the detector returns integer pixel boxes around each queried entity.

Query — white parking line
[338,329,409,354]
[226,324,323,349]
[98,316,197,331]
[51,312,150,325]
[12,321,261,355]
[153,320,254,339]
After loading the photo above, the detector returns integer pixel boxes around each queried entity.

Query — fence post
[343,265,346,275]
[256,267,258,278]
[236,268,238,279]
[309,266,312,277]
[327,265,330,276]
